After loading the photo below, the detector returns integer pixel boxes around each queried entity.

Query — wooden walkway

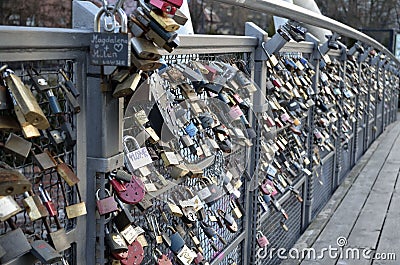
[282,119,400,265]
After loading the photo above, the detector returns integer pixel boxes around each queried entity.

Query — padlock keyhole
[6,186,14,194]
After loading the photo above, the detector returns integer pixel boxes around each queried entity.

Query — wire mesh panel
[0,59,83,265]
[257,186,303,265]
[108,52,254,265]
[339,137,353,184]
[355,128,364,162]
[311,155,334,219]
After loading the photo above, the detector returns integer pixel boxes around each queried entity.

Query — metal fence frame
[0,0,398,264]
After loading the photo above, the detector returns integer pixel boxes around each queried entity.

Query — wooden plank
[335,129,400,265]
[298,123,400,265]
[372,171,400,265]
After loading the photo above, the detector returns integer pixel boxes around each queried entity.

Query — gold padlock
[167,200,183,217]
[131,52,163,71]
[22,191,48,221]
[65,186,87,219]
[1,66,49,130]
[113,70,142,98]
[170,163,189,179]
[14,105,40,138]
[149,11,180,32]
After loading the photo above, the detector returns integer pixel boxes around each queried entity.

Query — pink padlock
[193,248,205,264]
[256,231,270,248]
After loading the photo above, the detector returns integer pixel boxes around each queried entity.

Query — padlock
[136,195,153,211]
[113,197,135,231]
[149,0,183,15]
[162,226,185,253]
[0,78,12,110]
[176,245,197,265]
[53,155,80,186]
[256,231,269,248]
[106,227,129,260]
[200,221,226,245]
[113,70,142,98]
[3,133,32,159]
[123,135,153,173]
[154,248,173,265]
[112,172,146,205]
[38,185,71,252]
[160,151,180,166]
[201,177,225,205]
[96,189,119,215]
[65,185,87,219]
[173,8,188,25]
[59,68,80,98]
[0,161,32,196]
[217,209,238,233]
[195,179,212,201]
[47,129,65,145]
[0,114,20,133]
[175,189,198,224]
[30,240,63,264]
[260,179,278,196]
[31,147,57,172]
[0,195,22,222]
[1,66,49,129]
[119,223,145,245]
[131,52,163,71]
[0,221,31,264]
[188,231,202,251]
[170,163,190,179]
[148,214,164,244]
[60,120,77,148]
[27,68,62,115]
[230,198,243,219]
[131,37,161,60]
[148,10,180,32]
[120,239,145,265]
[22,191,48,222]
[58,85,80,116]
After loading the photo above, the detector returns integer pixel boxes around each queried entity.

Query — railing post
[245,22,269,265]
[73,2,125,265]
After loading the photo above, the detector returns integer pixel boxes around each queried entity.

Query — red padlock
[260,179,278,196]
[149,0,183,15]
[96,189,118,215]
[256,231,270,248]
[154,248,173,265]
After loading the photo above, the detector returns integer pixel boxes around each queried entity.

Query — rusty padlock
[0,162,32,196]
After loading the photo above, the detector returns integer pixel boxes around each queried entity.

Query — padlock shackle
[123,135,140,152]
[94,6,128,33]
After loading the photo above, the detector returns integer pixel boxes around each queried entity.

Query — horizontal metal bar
[213,0,400,66]
[0,26,91,49]
[87,153,125,173]
[0,49,86,62]
[210,231,246,265]
[259,175,306,223]
[160,34,258,55]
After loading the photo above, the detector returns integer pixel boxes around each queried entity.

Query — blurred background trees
[1,0,399,50]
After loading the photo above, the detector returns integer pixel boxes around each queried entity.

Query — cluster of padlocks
[0,61,82,264]
[0,1,399,265]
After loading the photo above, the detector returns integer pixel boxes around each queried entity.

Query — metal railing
[0,0,398,265]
